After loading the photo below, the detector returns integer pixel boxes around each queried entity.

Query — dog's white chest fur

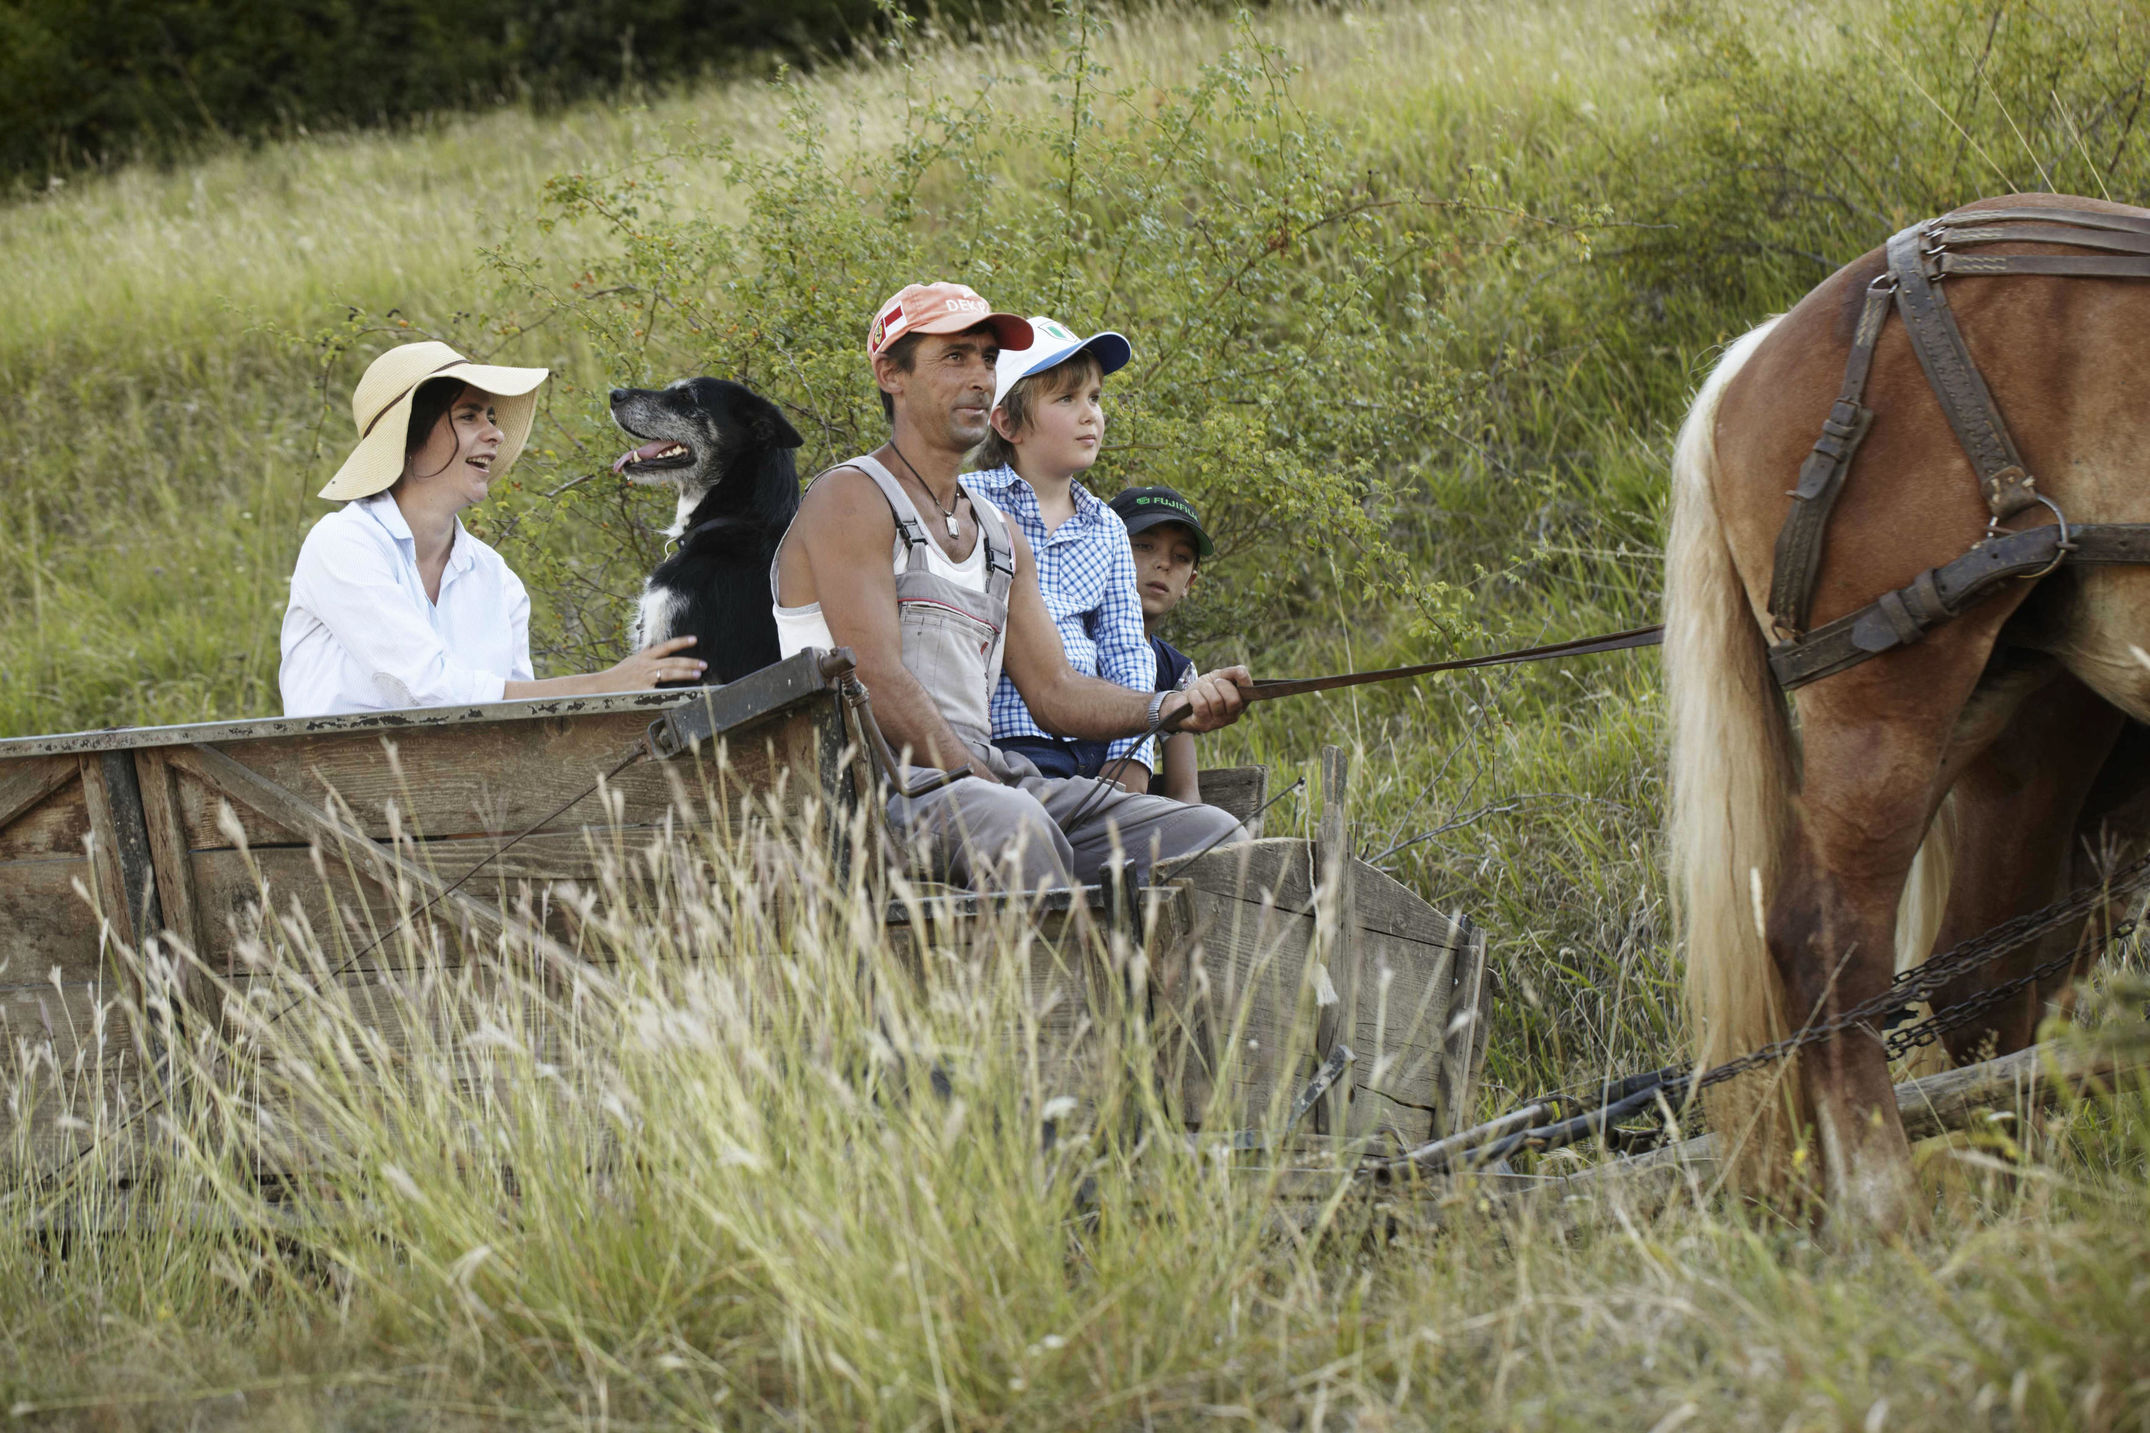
[631,585,684,650]
[630,494,706,649]
[665,491,697,540]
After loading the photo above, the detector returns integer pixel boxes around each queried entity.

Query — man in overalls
[770,282,1253,890]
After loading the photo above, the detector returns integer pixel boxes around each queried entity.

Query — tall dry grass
[6,762,2149,1428]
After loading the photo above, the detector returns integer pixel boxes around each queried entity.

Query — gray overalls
[776,453,1245,891]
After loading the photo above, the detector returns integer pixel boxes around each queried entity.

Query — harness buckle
[2025,493,2076,579]
[1987,492,2075,578]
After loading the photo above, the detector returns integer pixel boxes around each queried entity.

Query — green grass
[4,0,2150,1424]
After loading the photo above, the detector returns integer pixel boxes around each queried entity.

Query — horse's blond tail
[1892,792,1960,1080]
[1665,319,1805,1186]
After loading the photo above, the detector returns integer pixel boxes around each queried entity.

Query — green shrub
[466,4,1584,669]
[1622,0,2150,315]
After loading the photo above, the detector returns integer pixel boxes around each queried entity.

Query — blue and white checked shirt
[972,464,1159,770]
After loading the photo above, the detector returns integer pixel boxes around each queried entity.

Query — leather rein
[1767,204,2150,690]
[1229,624,1664,708]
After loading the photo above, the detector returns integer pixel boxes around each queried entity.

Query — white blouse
[279,493,534,716]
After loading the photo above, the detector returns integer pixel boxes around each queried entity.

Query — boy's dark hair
[876,332,924,422]
[974,350,1105,471]
[1137,520,1205,568]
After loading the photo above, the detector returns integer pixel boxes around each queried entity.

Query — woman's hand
[606,635,708,689]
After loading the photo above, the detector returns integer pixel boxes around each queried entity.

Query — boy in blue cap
[1107,485,1213,804]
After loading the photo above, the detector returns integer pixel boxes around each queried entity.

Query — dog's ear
[751,397,805,450]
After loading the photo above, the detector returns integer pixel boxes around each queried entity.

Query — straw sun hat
[318,340,550,501]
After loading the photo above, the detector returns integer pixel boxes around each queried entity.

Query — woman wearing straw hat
[280,341,704,716]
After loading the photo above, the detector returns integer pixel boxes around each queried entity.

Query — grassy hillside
[4,0,2150,1424]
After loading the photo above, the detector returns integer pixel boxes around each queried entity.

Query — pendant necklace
[889,440,964,539]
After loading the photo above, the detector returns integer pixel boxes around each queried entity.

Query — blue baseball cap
[991,315,1134,411]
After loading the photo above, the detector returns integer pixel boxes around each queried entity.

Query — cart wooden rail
[0,650,1491,1171]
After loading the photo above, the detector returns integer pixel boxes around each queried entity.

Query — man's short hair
[872,333,924,423]
[974,350,1105,471]
[877,331,925,422]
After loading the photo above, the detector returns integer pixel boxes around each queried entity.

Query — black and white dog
[611,378,805,685]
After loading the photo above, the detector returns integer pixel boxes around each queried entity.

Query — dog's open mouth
[612,438,696,475]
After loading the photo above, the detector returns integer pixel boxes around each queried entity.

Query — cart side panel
[170,706,820,848]
[1343,926,1453,1143]
[1150,841,1327,1125]
[167,700,835,972]
[1151,839,1492,1138]
[880,893,1118,1101]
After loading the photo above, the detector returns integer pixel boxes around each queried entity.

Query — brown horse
[1666,193,2150,1233]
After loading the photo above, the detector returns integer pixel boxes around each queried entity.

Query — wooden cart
[0,650,1490,1170]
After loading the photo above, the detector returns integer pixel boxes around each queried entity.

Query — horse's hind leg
[1772,699,1971,1234]
[1924,677,2127,1064]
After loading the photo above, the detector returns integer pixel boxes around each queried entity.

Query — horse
[1665,192,2150,1233]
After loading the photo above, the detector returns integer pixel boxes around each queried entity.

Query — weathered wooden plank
[1347,928,1454,1117]
[0,856,105,985]
[881,896,1107,1084]
[187,829,674,968]
[816,687,861,876]
[0,652,835,759]
[0,977,133,1073]
[0,974,151,1173]
[0,1075,151,1174]
[76,754,141,950]
[174,706,821,850]
[1346,1084,1438,1144]
[1195,766,1270,834]
[213,964,585,1075]
[0,757,78,839]
[1155,839,1473,950]
[0,764,90,861]
[133,748,202,958]
[167,744,579,971]
[1438,918,1490,1135]
[1146,833,1491,1135]
[1171,886,1324,1125]
[1315,746,1356,1136]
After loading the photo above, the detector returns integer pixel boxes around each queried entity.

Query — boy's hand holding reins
[1159,665,1253,733]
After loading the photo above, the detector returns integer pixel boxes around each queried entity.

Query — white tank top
[773,490,1005,658]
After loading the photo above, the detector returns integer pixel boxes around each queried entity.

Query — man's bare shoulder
[796,465,897,539]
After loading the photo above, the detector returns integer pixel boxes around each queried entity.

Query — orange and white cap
[867,282,1033,359]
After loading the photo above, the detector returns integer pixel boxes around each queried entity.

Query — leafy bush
[452,6,1602,669]
[1620,0,2150,315]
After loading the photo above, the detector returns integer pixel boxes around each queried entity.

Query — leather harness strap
[1934,252,2150,280]
[1931,206,2150,236]
[1766,203,2150,689]
[1766,275,1893,635]
[1885,222,2040,520]
[1931,222,2150,257]
[1771,523,2150,689]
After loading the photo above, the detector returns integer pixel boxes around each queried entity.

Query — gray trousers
[886,747,1248,892]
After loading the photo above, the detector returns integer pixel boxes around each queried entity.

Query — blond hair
[975,351,1105,471]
